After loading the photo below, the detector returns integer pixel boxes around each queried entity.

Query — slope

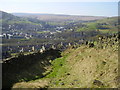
[76,17,118,33]
[47,46,118,88]
[13,13,106,22]
[12,34,119,88]
[0,11,47,32]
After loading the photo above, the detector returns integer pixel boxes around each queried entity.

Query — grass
[12,45,118,88]
[46,46,118,88]
[13,78,50,88]
[76,17,118,33]
[46,56,68,78]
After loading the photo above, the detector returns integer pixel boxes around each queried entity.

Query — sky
[0,0,119,16]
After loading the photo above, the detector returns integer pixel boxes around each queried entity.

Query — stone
[93,79,104,86]
[59,82,64,85]
[66,73,70,75]
[102,61,106,65]
[89,43,94,48]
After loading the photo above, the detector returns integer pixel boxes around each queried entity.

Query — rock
[90,71,92,73]
[93,79,104,86]
[85,41,88,45]
[59,64,63,66]
[59,82,64,85]
[102,61,106,65]
[66,73,70,75]
[89,43,94,48]
[114,68,117,73]
[59,79,62,81]
[89,55,91,58]
[74,79,78,82]
[70,83,74,85]
[100,72,104,76]
[53,82,57,85]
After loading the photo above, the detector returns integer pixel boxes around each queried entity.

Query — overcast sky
[0,0,119,16]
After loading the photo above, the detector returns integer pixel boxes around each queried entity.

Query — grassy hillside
[1,11,39,25]
[13,13,106,26]
[12,34,119,88]
[12,46,118,88]
[47,46,118,88]
[13,13,105,22]
[1,11,47,32]
[2,49,61,88]
[76,17,118,33]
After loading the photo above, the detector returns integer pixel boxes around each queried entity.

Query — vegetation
[1,11,119,89]
[2,34,119,88]
[76,17,118,33]
[46,46,118,88]
[2,49,61,88]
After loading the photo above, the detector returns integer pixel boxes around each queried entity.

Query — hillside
[1,11,118,34]
[76,17,118,33]
[0,11,47,32]
[1,11,119,88]
[2,49,61,88]
[11,34,119,88]
[47,46,118,88]
[13,13,106,21]
[12,46,118,88]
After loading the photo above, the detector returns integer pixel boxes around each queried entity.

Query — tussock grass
[12,45,118,88]
[47,46,118,88]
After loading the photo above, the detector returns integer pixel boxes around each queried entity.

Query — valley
[1,11,118,58]
[1,11,119,88]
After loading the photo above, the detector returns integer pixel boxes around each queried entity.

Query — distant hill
[1,11,118,34]
[12,13,49,16]
[76,16,118,33]
[12,13,106,22]
[0,11,21,21]
[0,11,47,32]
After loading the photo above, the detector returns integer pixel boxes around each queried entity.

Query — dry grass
[12,45,118,88]
[49,46,118,88]
[12,78,50,88]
